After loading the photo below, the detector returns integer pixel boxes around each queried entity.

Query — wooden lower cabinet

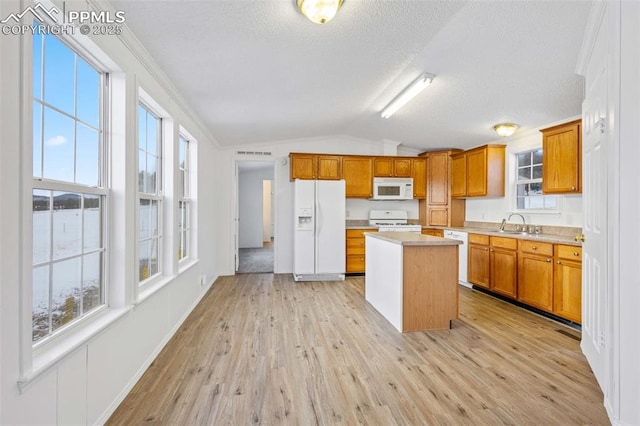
[554,245,582,323]
[468,234,490,289]
[517,240,554,312]
[468,234,517,297]
[346,229,374,273]
[468,235,582,322]
[490,246,517,298]
[421,228,444,237]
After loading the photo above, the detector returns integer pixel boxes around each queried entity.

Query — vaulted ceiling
[108,0,591,150]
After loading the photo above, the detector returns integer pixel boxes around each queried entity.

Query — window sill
[178,258,199,275]
[513,209,561,215]
[137,274,176,304]
[19,306,132,391]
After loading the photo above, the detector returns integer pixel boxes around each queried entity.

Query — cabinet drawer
[490,236,517,250]
[346,255,366,273]
[346,229,373,238]
[519,240,553,256]
[469,233,490,245]
[422,229,444,237]
[346,238,365,254]
[556,244,582,261]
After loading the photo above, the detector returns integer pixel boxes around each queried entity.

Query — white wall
[219,135,421,275]
[0,0,222,423]
[465,117,583,228]
[238,166,274,248]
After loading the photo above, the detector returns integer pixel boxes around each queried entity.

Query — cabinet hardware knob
[557,261,561,264]
[575,234,585,242]
[546,259,552,262]
[532,246,537,250]
[485,248,489,251]
[573,252,579,256]
[571,186,576,191]
[490,248,494,252]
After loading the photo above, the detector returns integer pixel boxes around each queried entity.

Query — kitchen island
[365,232,462,332]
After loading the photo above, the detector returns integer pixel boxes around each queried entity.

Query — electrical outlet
[346,210,350,218]
[200,274,206,287]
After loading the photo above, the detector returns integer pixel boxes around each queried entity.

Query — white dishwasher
[444,229,470,288]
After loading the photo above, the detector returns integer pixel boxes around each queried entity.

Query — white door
[581,37,608,390]
[315,180,345,274]
[234,163,240,272]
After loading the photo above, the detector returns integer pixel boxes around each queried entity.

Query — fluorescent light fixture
[493,123,519,137]
[380,73,435,119]
[297,0,344,24]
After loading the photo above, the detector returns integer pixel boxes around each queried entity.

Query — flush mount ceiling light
[380,73,435,119]
[297,0,344,24]
[493,123,519,137]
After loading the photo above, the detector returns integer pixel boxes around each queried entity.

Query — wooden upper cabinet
[541,119,582,194]
[453,144,505,198]
[451,153,466,198]
[290,153,317,180]
[411,158,427,199]
[373,158,393,177]
[343,156,373,198]
[317,155,342,180]
[427,151,449,205]
[393,159,412,177]
[373,157,412,177]
[289,153,341,180]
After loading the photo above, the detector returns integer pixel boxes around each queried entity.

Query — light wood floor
[107,275,609,425]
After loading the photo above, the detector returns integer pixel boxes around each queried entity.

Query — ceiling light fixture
[380,73,435,119]
[297,0,344,25]
[493,123,519,137]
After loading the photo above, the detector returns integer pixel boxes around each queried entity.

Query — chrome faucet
[507,213,526,231]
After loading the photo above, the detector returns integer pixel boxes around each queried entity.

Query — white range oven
[369,210,422,233]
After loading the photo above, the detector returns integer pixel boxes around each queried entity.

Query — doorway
[236,161,275,273]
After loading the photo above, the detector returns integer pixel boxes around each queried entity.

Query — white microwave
[372,177,414,200]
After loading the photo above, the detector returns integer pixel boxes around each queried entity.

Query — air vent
[556,328,581,341]
[236,151,272,156]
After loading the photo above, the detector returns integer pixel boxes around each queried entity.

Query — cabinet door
[466,148,487,196]
[393,158,412,177]
[343,157,373,198]
[468,243,490,288]
[290,154,317,180]
[427,152,449,205]
[451,154,467,197]
[554,259,582,323]
[317,155,342,180]
[490,248,517,298]
[411,158,427,198]
[421,229,444,237]
[518,253,554,312]
[373,158,393,177]
[428,208,449,227]
[542,120,581,193]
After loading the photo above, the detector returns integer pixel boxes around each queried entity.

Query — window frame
[137,102,164,287]
[178,134,190,262]
[31,30,109,347]
[513,148,559,213]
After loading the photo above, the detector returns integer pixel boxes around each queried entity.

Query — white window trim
[178,134,190,263]
[178,125,198,269]
[509,148,561,215]
[20,11,124,381]
[136,89,172,299]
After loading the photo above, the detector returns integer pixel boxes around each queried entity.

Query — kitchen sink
[495,229,529,235]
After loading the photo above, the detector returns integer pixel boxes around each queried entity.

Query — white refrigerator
[293,179,346,281]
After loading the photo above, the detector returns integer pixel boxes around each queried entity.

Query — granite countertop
[364,231,463,246]
[346,220,582,246]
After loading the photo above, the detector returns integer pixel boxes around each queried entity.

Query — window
[32,32,106,343]
[515,149,557,210]
[178,136,190,261]
[138,104,162,283]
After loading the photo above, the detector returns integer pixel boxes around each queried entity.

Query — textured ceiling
[108,0,591,150]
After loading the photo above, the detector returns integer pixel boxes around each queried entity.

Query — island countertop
[365,231,463,246]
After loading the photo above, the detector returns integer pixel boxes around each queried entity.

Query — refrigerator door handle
[315,188,320,272]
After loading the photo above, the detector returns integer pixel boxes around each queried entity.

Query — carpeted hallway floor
[238,240,273,273]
